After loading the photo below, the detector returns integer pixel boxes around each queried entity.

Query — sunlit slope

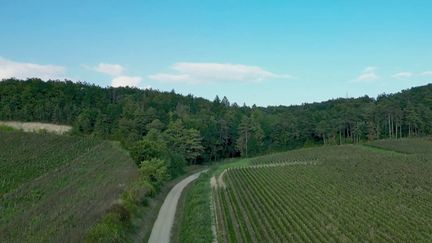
[0,131,138,242]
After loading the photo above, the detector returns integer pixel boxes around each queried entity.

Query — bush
[84,203,132,242]
[130,139,165,165]
[123,180,155,206]
[107,203,131,224]
[139,158,168,190]
[85,213,126,243]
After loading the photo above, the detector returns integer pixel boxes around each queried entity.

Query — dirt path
[148,169,207,243]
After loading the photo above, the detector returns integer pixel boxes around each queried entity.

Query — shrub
[130,139,165,165]
[123,180,155,206]
[139,158,168,190]
[107,203,131,224]
[84,213,126,243]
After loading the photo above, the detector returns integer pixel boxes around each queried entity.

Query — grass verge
[171,158,249,243]
[171,169,213,243]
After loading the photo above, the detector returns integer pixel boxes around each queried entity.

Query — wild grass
[172,170,214,243]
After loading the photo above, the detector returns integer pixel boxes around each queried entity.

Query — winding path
[148,170,207,243]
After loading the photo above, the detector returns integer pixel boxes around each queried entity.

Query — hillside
[0,131,138,242]
[209,138,432,242]
[1,79,432,162]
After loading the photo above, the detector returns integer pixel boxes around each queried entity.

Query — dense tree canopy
[1,78,432,163]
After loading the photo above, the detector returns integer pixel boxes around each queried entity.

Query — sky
[1,0,432,106]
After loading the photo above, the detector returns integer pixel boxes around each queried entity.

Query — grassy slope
[0,131,138,242]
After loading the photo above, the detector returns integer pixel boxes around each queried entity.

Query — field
[212,140,432,242]
[0,131,138,242]
[367,137,432,154]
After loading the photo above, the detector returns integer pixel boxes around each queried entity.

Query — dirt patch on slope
[0,121,72,134]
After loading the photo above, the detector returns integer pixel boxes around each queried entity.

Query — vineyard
[367,137,432,154]
[212,140,432,242]
[0,131,138,242]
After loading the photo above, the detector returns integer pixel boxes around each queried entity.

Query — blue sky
[1,0,431,106]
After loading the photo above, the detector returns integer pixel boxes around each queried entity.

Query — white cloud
[0,57,65,80]
[93,63,124,76]
[392,72,413,79]
[420,71,432,77]
[87,62,146,88]
[355,67,378,82]
[149,62,292,84]
[111,76,142,87]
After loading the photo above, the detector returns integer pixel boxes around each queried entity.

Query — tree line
[1,78,431,167]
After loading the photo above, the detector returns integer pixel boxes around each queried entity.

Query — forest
[1,78,431,167]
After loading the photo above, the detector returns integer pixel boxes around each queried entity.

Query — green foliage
[236,114,264,157]
[183,128,205,163]
[164,152,187,178]
[122,180,155,207]
[130,129,187,179]
[107,204,131,224]
[1,79,432,163]
[139,158,169,189]
[164,120,204,164]
[84,211,128,243]
[130,138,165,165]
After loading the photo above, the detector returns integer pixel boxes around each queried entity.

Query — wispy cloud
[420,71,432,77]
[0,57,65,80]
[92,63,124,76]
[111,76,142,88]
[86,62,144,88]
[355,67,379,82]
[149,62,292,84]
[392,72,413,79]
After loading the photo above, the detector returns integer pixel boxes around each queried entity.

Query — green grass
[172,170,214,243]
[0,131,138,242]
[213,139,432,242]
[171,159,248,243]
[0,124,15,132]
